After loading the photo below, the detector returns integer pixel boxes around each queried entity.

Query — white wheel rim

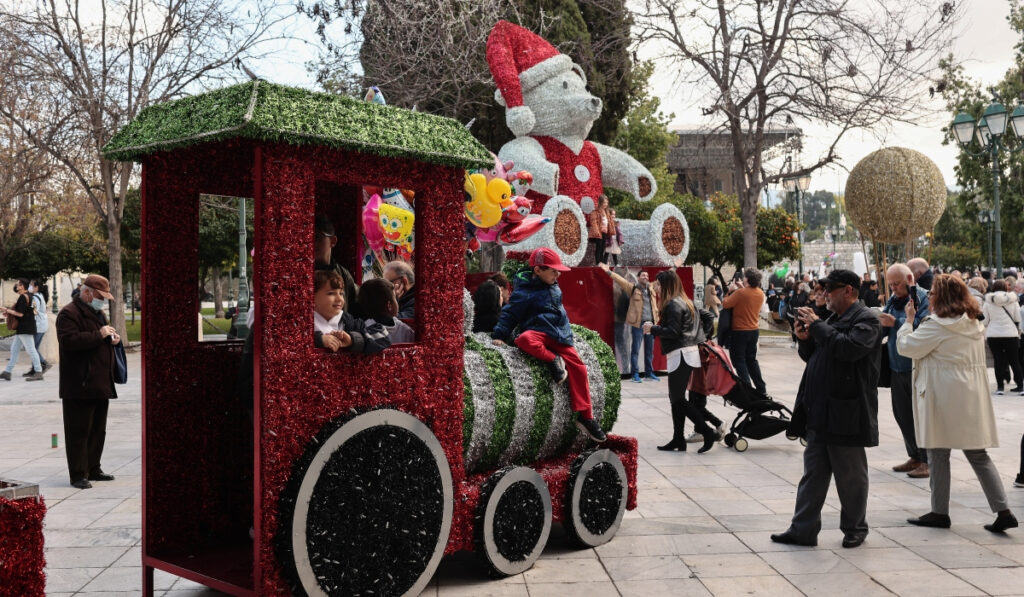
[291,409,453,597]
[569,449,627,547]
[481,467,552,575]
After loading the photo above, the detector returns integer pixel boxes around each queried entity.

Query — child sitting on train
[490,247,607,443]
[314,270,390,353]
[356,278,416,344]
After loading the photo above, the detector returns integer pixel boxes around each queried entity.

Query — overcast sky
[649,0,1020,198]
[269,1,1018,198]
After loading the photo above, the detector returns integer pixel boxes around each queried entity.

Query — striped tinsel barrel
[461,325,622,474]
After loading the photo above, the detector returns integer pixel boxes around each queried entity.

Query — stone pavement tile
[838,546,941,573]
[664,470,733,489]
[44,566,103,593]
[681,553,774,577]
[694,498,773,517]
[616,516,725,536]
[81,566,176,592]
[715,513,800,532]
[45,545,131,569]
[739,483,797,502]
[524,581,619,596]
[949,566,1024,595]
[985,542,1024,565]
[758,549,859,574]
[951,522,1024,545]
[520,557,610,583]
[872,569,986,596]
[757,499,805,515]
[615,578,712,597]
[91,510,143,528]
[164,590,232,597]
[112,545,141,567]
[45,526,142,548]
[641,487,696,502]
[635,499,708,518]
[733,531,822,553]
[669,532,751,555]
[877,525,976,547]
[909,542,1017,568]
[785,572,895,596]
[434,581,528,596]
[870,481,932,498]
[600,555,692,581]
[594,534,676,557]
[698,574,802,597]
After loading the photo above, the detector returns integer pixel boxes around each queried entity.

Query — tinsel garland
[575,326,621,430]
[0,495,46,597]
[523,357,557,462]
[475,333,538,468]
[465,336,517,471]
[463,349,498,469]
[463,371,474,448]
[616,203,690,266]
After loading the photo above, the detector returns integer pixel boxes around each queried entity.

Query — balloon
[464,172,509,228]
[381,187,414,212]
[498,215,550,245]
[362,193,385,252]
[378,203,415,256]
[774,262,790,278]
[364,86,387,105]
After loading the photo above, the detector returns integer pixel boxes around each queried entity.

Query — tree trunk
[480,242,505,273]
[740,187,759,269]
[212,265,224,318]
[106,221,126,337]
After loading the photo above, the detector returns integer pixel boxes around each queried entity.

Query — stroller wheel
[786,433,797,441]
[723,433,736,448]
[734,438,749,452]
[799,437,808,447]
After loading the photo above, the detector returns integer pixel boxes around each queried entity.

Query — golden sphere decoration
[844,147,947,243]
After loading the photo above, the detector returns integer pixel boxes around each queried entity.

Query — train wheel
[280,409,453,597]
[565,449,628,548]
[734,438,749,452]
[723,433,736,448]
[474,466,552,577]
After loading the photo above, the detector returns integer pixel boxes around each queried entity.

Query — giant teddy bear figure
[486,20,656,216]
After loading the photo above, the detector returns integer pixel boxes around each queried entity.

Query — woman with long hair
[645,270,719,453]
[982,279,1023,395]
[897,274,1017,533]
[1,278,44,381]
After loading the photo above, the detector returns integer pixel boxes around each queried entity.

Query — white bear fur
[496,60,657,203]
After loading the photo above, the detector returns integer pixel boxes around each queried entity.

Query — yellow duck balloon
[464,172,513,229]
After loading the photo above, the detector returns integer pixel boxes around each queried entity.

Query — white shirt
[314,310,344,334]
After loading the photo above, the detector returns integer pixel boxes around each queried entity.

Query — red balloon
[498,215,550,245]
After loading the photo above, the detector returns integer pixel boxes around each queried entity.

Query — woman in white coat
[897,274,1018,533]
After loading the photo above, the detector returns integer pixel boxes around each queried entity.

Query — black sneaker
[548,356,568,384]
[0,371,10,381]
[25,371,44,381]
[41,362,52,373]
[575,415,607,443]
[1015,474,1024,488]
[21,368,36,377]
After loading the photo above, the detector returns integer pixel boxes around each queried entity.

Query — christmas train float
[103,80,641,596]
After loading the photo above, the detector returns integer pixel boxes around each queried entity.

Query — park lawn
[120,318,232,343]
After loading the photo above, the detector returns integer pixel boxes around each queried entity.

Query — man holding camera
[880,263,930,479]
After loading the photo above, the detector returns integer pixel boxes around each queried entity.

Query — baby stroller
[688,342,805,452]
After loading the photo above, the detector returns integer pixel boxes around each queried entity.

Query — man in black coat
[56,274,121,490]
[771,269,882,549]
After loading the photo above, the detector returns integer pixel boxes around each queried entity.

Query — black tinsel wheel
[278,409,453,597]
[565,449,627,548]
[473,466,552,577]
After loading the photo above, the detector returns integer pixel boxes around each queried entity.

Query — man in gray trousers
[770,269,882,549]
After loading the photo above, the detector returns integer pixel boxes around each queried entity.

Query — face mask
[91,298,106,311]
[28,285,36,293]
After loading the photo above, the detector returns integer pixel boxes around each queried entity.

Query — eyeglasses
[317,231,337,239]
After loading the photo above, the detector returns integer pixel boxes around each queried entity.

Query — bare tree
[0,0,291,333]
[635,0,959,267]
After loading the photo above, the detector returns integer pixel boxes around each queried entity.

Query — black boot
[658,401,688,452]
[698,428,721,454]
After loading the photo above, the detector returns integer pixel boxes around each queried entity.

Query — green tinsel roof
[102,81,493,169]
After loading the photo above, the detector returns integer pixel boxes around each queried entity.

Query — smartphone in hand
[909,285,919,311]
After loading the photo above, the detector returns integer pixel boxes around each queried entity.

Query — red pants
[515,330,593,418]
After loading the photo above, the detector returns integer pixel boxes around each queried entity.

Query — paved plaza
[4,340,1024,596]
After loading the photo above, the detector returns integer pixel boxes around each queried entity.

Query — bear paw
[506,106,536,137]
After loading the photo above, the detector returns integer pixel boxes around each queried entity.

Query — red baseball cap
[529,247,570,272]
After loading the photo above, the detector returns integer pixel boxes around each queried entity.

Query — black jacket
[793,301,881,447]
[56,298,117,400]
[314,312,391,354]
[650,298,714,354]
[397,287,415,319]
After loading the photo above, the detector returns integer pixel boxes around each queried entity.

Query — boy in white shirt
[314,271,390,353]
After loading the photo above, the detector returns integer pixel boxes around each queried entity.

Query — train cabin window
[197,194,254,343]
[315,183,417,351]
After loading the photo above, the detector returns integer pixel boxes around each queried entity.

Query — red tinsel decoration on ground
[0,496,46,597]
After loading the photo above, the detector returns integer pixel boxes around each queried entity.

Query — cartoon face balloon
[379,203,415,254]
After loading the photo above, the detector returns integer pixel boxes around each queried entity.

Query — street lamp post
[234,198,250,340]
[782,173,811,277]
[978,209,994,271]
[951,103,1024,277]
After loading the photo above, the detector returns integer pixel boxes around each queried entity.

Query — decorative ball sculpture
[844,147,947,243]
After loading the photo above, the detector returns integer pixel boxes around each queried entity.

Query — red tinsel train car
[103,81,638,597]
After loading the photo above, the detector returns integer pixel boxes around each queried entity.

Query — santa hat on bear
[487,20,573,137]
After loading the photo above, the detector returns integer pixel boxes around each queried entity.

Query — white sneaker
[997,390,1005,396]
[685,431,702,443]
